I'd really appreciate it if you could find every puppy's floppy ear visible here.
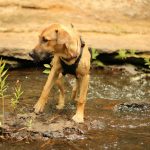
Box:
[56,29,71,45]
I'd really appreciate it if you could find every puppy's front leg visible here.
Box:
[56,74,65,109]
[72,74,90,123]
[34,67,60,113]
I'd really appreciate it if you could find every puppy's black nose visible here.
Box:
[29,50,41,62]
[29,51,35,58]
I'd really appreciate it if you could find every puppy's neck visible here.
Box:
[60,48,80,65]
[59,37,84,65]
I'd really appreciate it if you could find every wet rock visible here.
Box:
[17,112,36,120]
[0,47,32,61]
[0,111,87,141]
[43,131,64,138]
[63,127,85,140]
[114,103,150,113]
[90,120,105,130]
[115,64,138,75]
[64,127,84,134]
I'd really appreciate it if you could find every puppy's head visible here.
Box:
[29,23,80,62]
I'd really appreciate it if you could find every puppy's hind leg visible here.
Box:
[56,74,65,109]
[71,79,79,101]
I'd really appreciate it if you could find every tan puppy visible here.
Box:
[29,23,91,123]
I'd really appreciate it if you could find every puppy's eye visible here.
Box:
[42,37,48,43]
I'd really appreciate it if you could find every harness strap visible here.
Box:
[60,45,83,77]
[60,37,84,77]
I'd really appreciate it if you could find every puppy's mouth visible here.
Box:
[29,51,52,62]
[61,55,78,62]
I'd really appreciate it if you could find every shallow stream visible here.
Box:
[0,67,150,150]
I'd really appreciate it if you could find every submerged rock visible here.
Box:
[90,120,105,130]
[114,103,150,113]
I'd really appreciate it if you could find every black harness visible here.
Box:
[60,38,85,77]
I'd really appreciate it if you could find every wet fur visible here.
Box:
[30,23,91,123]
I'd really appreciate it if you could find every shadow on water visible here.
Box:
[0,67,150,150]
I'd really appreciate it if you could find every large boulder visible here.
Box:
[0,0,150,60]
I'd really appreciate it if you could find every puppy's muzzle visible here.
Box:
[29,49,51,62]
[29,50,39,61]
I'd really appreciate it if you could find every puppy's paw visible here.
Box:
[72,114,84,123]
[34,101,45,114]
[56,104,64,110]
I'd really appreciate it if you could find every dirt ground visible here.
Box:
[0,0,150,60]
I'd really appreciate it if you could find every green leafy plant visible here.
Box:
[0,59,24,135]
[91,48,105,67]
[115,49,127,59]
[92,48,99,60]
[0,59,8,129]
[11,80,23,111]
[43,64,51,74]
[92,60,105,67]
[129,49,136,56]
[144,58,150,68]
